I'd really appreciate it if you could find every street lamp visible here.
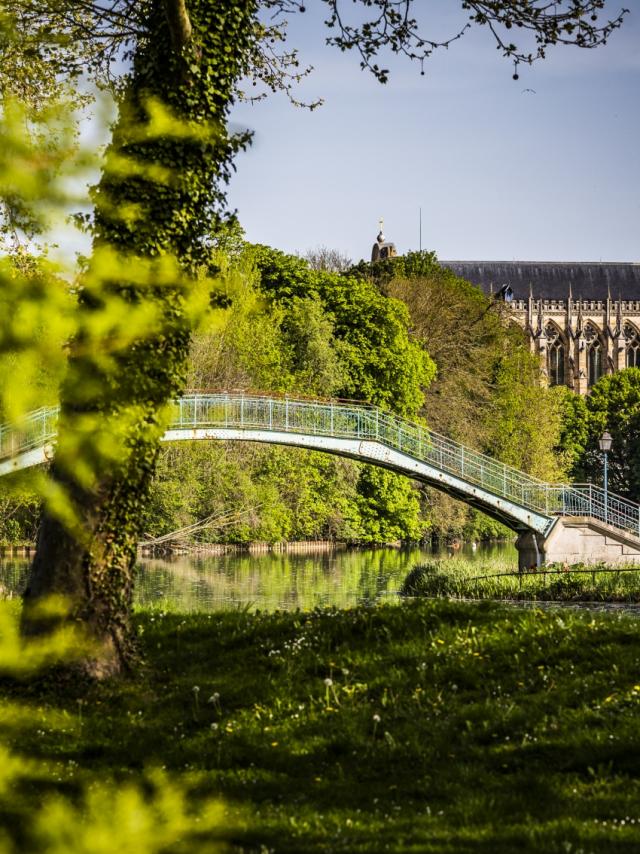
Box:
[599,431,613,524]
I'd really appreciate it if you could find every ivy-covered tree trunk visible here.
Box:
[22,0,257,676]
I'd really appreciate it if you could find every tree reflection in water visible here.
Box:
[134,543,516,612]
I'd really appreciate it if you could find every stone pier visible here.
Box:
[516,517,640,570]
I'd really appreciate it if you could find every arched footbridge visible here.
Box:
[2,393,640,567]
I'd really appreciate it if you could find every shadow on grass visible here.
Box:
[3,600,640,851]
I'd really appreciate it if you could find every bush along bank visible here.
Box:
[401,558,640,603]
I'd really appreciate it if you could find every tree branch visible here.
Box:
[163,0,193,50]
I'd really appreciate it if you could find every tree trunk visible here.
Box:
[21,0,258,676]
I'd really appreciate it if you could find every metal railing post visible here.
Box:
[330,403,334,435]
[269,399,273,429]
[285,398,289,430]
[240,396,244,427]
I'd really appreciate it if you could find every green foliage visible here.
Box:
[0,598,86,673]
[487,332,566,481]
[556,384,590,472]
[0,99,82,420]
[30,772,229,854]
[0,490,39,545]
[252,245,435,416]
[354,467,427,543]
[560,368,640,502]
[145,442,364,543]
[282,297,347,397]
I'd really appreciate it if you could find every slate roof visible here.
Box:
[440,261,640,301]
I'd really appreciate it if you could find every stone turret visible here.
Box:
[371,218,397,262]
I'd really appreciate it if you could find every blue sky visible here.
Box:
[227,2,639,264]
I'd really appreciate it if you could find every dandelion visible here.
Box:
[210,723,218,731]
[192,685,201,716]
[208,692,220,704]
[323,677,338,707]
[372,713,381,739]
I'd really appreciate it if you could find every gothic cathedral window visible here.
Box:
[624,323,640,368]
[545,324,565,386]
[585,324,603,388]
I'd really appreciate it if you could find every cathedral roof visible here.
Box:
[440,261,640,300]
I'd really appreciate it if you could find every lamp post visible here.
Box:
[599,431,613,524]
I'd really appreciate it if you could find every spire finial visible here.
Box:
[377,217,385,244]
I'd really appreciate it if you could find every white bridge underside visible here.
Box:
[163,427,553,534]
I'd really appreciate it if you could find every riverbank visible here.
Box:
[2,599,640,852]
[403,558,640,603]
[137,539,349,557]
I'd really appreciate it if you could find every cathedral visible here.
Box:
[370,224,640,394]
[441,261,640,395]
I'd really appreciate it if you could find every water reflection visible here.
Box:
[0,557,29,597]
[0,541,517,613]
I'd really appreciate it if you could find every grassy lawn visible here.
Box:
[2,598,640,852]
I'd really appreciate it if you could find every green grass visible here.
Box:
[2,599,640,851]
[402,557,640,603]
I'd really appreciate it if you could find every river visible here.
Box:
[0,541,516,612]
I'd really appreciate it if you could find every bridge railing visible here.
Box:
[2,394,640,538]
[0,406,59,460]
[171,394,640,537]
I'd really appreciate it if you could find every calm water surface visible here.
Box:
[0,542,516,613]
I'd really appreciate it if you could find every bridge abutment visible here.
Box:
[516,517,640,570]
